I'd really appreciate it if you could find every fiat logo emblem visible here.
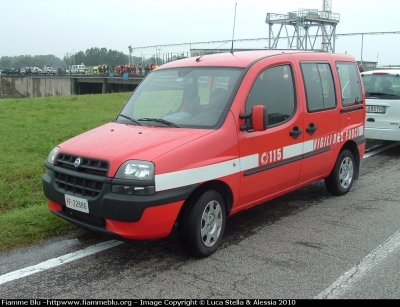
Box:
[74,157,82,168]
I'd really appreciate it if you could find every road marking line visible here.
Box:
[363,141,400,158]
[0,240,123,286]
[314,230,400,299]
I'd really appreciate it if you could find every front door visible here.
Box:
[237,59,303,209]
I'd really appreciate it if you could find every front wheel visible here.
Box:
[179,189,226,258]
[325,149,355,196]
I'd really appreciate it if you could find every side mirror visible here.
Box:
[251,105,268,131]
[240,105,268,132]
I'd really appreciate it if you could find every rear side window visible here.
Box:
[301,63,336,112]
[336,62,363,106]
[246,65,295,126]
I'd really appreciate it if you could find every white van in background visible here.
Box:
[70,64,85,74]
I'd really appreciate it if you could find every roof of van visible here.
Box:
[158,50,355,69]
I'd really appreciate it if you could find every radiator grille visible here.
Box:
[54,153,109,197]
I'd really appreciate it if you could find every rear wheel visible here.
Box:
[325,149,355,196]
[179,189,226,258]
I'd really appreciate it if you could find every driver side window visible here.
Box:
[246,65,295,126]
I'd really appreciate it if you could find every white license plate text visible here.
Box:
[366,106,385,113]
[65,194,89,213]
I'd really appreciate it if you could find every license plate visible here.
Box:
[65,194,89,213]
[366,106,385,113]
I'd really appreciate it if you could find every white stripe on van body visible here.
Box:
[284,142,305,159]
[155,155,257,192]
[155,127,364,192]
[303,140,315,154]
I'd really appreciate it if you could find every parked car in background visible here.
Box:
[32,67,42,75]
[361,69,400,141]
[42,67,57,75]
[70,64,85,74]
[18,67,27,75]
[0,68,17,75]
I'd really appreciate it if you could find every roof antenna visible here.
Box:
[230,2,237,54]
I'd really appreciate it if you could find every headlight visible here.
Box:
[115,160,154,180]
[113,160,155,195]
[46,147,59,165]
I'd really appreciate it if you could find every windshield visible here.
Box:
[361,74,400,98]
[117,67,243,128]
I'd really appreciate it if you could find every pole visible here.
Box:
[361,34,364,66]
[157,48,162,65]
[128,45,133,65]
[0,76,3,98]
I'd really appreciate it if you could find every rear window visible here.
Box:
[361,73,400,99]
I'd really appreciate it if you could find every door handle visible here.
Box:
[290,126,303,139]
[306,123,318,135]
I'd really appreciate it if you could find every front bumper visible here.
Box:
[48,199,184,240]
[43,169,197,240]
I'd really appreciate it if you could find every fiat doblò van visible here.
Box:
[43,50,366,257]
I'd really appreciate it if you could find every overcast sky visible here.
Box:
[2,0,399,65]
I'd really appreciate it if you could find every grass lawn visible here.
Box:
[0,92,131,251]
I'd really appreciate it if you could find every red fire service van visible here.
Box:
[43,50,366,257]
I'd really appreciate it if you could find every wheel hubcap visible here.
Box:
[201,200,223,247]
[339,157,353,189]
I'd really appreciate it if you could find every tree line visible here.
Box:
[0,47,163,69]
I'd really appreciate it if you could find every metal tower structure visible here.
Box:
[322,0,333,51]
[265,3,339,53]
[323,0,332,12]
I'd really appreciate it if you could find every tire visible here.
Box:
[179,189,226,258]
[325,149,355,196]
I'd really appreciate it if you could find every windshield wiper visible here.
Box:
[117,114,142,125]
[366,91,383,95]
[366,92,397,96]
[138,118,180,128]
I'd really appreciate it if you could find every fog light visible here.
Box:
[112,185,155,195]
